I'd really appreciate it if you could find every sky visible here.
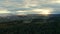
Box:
[0,0,60,16]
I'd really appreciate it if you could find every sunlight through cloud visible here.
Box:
[32,8,53,16]
[16,11,27,15]
[16,8,54,16]
[51,0,60,3]
[0,10,11,14]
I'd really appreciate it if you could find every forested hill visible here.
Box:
[0,14,60,34]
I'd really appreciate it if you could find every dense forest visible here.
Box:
[0,14,60,34]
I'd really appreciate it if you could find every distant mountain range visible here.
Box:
[0,14,60,23]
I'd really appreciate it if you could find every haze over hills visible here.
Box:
[0,14,60,34]
[0,14,60,23]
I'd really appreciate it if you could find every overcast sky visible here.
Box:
[0,0,60,15]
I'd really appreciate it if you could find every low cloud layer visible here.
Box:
[0,0,60,15]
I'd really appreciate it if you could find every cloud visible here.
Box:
[15,8,53,16]
[0,9,11,14]
[39,0,59,4]
[16,10,41,15]
[41,3,60,14]
[51,0,60,3]
[0,0,60,14]
[16,10,28,15]
[31,8,53,16]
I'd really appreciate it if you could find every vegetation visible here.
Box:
[0,15,60,34]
